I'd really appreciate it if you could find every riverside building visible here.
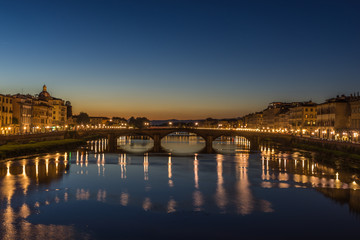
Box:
[350,95,360,142]
[12,94,33,134]
[1,85,71,134]
[289,101,317,136]
[316,95,351,140]
[0,94,14,135]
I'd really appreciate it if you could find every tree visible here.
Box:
[77,112,90,125]
[128,117,150,129]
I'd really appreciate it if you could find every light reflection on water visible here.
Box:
[162,134,205,154]
[117,136,154,153]
[0,138,360,239]
[213,136,250,154]
[103,133,251,154]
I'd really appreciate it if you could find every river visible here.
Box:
[0,134,359,239]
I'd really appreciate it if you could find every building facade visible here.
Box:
[0,94,15,134]
[31,99,53,132]
[317,96,351,140]
[244,112,263,129]
[350,99,360,142]
[12,94,33,134]
[289,101,317,135]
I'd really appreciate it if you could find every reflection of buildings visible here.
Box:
[260,144,360,214]
[144,153,149,181]
[88,139,108,153]
[0,154,73,239]
[168,154,173,187]
[0,156,69,184]
[117,136,154,153]
[260,144,360,189]
[235,153,253,215]
[194,154,199,189]
[193,154,203,211]
[215,154,227,211]
[119,153,127,179]
[213,136,250,153]
[162,134,206,154]
[316,188,360,214]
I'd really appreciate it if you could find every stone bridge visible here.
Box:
[78,127,281,153]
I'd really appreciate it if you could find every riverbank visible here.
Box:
[0,139,86,160]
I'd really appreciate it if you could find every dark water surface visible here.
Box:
[1,137,359,239]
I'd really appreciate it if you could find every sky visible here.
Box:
[0,0,360,119]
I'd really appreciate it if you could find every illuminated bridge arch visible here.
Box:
[80,128,265,153]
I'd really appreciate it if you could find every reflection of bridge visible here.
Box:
[78,128,279,153]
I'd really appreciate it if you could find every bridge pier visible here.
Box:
[108,133,117,152]
[249,136,260,152]
[152,134,161,152]
[205,135,214,154]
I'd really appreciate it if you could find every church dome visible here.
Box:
[39,84,51,99]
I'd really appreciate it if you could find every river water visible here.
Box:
[0,135,359,239]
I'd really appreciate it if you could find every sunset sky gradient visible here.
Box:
[1,0,360,119]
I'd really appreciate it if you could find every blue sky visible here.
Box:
[1,0,359,119]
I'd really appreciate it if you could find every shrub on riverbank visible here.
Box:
[0,139,86,160]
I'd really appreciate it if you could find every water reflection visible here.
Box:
[0,153,79,239]
[161,132,205,154]
[117,136,154,153]
[215,154,227,212]
[235,153,254,215]
[213,136,250,154]
[144,153,149,181]
[168,154,173,187]
[1,141,360,239]
[259,143,360,214]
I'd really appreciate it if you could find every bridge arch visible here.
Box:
[108,131,156,153]
[159,130,207,154]
[86,128,263,153]
[158,129,207,141]
[212,134,251,153]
